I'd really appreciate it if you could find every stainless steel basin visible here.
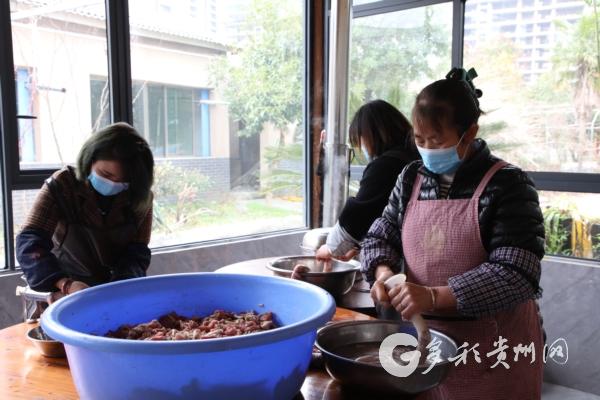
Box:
[267,256,359,298]
[27,325,66,358]
[315,320,457,396]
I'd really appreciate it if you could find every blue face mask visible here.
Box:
[416,136,466,174]
[88,171,129,196]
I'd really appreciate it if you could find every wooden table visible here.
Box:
[216,257,375,315]
[0,308,375,400]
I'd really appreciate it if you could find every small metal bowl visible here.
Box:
[267,256,360,298]
[300,227,331,255]
[26,325,66,358]
[315,320,457,396]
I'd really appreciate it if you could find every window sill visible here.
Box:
[150,227,308,255]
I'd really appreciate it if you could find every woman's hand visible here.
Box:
[370,265,395,306]
[388,283,433,321]
[336,248,358,261]
[55,278,89,295]
[49,279,89,304]
[316,244,358,262]
[291,264,311,280]
[47,291,65,304]
[68,280,89,294]
[315,245,333,261]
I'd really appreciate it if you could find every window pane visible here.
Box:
[464,0,599,173]
[12,189,39,267]
[146,84,167,158]
[349,4,453,129]
[166,87,194,156]
[540,191,600,260]
[128,0,306,247]
[10,0,110,169]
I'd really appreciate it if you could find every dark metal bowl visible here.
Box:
[27,325,66,358]
[315,320,457,396]
[267,256,359,297]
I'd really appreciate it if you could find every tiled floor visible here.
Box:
[542,383,600,400]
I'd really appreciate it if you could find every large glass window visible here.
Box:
[348,2,453,167]
[464,0,599,173]
[540,191,600,259]
[92,78,210,158]
[349,3,453,121]
[465,0,599,261]
[128,0,306,247]
[9,0,110,169]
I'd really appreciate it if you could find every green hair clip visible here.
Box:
[445,67,482,98]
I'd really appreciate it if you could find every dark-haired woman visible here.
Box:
[362,69,545,399]
[17,122,154,301]
[315,99,419,261]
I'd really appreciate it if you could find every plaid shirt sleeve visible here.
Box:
[360,216,404,284]
[448,246,543,317]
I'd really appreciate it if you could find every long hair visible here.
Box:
[76,122,154,213]
[348,99,415,157]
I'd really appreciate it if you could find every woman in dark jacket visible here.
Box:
[17,122,154,301]
[361,68,545,399]
[315,100,419,261]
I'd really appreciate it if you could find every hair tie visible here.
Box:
[445,67,482,98]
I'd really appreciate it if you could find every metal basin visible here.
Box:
[300,227,331,255]
[267,256,359,298]
[315,320,457,396]
[26,325,66,358]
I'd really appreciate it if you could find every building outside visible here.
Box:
[9,0,306,249]
[464,0,586,83]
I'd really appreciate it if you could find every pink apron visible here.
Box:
[401,161,543,400]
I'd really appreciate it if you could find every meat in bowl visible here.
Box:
[105,310,276,340]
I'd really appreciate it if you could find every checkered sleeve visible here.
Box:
[360,216,404,285]
[447,246,543,317]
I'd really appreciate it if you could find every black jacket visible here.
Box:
[383,139,545,259]
[338,146,418,241]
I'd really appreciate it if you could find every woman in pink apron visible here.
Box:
[361,68,545,399]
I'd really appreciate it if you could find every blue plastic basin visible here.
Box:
[41,273,336,400]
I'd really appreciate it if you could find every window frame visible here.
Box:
[348,0,600,261]
[0,0,314,269]
[349,0,600,195]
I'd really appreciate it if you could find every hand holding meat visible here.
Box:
[315,244,358,262]
[315,245,333,261]
[370,265,395,307]
[67,280,89,294]
[55,278,89,295]
[291,264,311,280]
[388,282,433,321]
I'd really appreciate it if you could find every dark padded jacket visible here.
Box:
[338,146,418,241]
[383,139,545,260]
